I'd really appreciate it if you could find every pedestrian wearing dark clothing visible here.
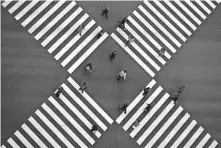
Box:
[101,7,109,19]
[132,119,140,129]
[90,125,98,134]
[118,17,129,30]
[84,63,92,75]
[144,104,151,113]
[143,87,150,96]
[125,35,134,47]
[178,85,185,94]
[77,24,85,36]
[109,50,117,61]
[79,82,87,93]
[55,86,63,97]
[171,94,179,104]
[119,103,128,114]
[97,30,104,39]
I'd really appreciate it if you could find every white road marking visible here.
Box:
[185,0,206,20]
[195,0,211,14]
[8,0,26,14]
[7,138,20,148]
[2,0,13,7]
[196,133,211,148]
[208,140,218,148]
[14,130,34,148]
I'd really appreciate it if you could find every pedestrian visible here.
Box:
[97,30,104,39]
[171,94,179,104]
[116,70,127,81]
[79,82,87,93]
[178,85,185,94]
[125,35,134,47]
[90,124,98,134]
[118,17,129,30]
[101,7,109,19]
[144,104,151,113]
[132,119,140,129]
[158,48,166,57]
[77,24,85,36]
[55,86,63,97]
[109,50,117,61]
[119,103,128,114]
[84,63,92,75]
[143,87,150,97]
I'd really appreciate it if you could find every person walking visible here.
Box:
[171,94,179,104]
[178,85,185,94]
[79,82,87,93]
[125,35,134,47]
[109,50,117,61]
[132,119,140,129]
[158,48,166,57]
[84,63,92,75]
[97,30,104,39]
[90,124,98,134]
[77,24,85,36]
[101,7,109,19]
[119,103,128,114]
[116,70,127,82]
[55,86,63,97]
[143,87,150,97]
[144,104,151,113]
[118,17,129,30]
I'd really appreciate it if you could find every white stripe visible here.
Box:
[42,102,90,147]
[14,130,34,148]
[7,138,20,148]
[123,86,163,131]
[59,93,102,138]
[143,105,183,147]
[35,1,76,40]
[21,0,53,27]
[62,26,101,67]
[183,126,204,148]
[154,0,192,36]
[196,133,211,148]
[2,0,13,7]
[111,33,155,77]
[68,32,108,74]
[138,101,176,145]
[68,77,113,124]
[144,0,186,42]
[28,116,61,148]
[35,110,75,148]
[175,1,201,25]
[117,26,160,71]
[195,0,211,14]
[215,0,220,4]
[209,140,218,148]
[48,13,89,53]
[41,7,83,47]
[134,10,180,51]
[62,83,108,131]
[116,79,156,124]
[8,0,26,14]
[132,11,177,55]
[130,93,170,138]
[185,0,206,20]
[15,0,39,20]
[1,145,6,148]
[205,0,216,9]
[48,97,95,145]
[164,1,196,31]
[55,20,95,60]
[21,123,48,148]
[138,5,179,54]
[171,120,197,148]
[28,0,66,34]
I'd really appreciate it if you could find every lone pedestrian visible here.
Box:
[77,24,85,36]
[119,103,128,114]
[90,124,98,134]
[143,87,150,97]
[55,86,63,97]
[101,7,109,19]
[118,17,129,30]
[178,85,185,94]
[84,63,92,75]
[79,82,87,93]
[97,30,104,39]
[158,48,166,57]
[132,119,140,129]
[144,104,151,113]
[171,94,179,104]
[109,50,117,61]
[116,70,127,81]
[125,35,134,47]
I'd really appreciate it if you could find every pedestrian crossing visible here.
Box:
[115,79,219,148]
[111,0,220,77]
[1,76,113,148]
[2,0,108,74]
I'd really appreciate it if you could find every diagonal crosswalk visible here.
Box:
[2,0,108,75]
[1,76,113,148]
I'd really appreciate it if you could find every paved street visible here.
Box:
[1,1,221,148]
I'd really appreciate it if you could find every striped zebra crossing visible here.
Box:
[209,140,219,148]
[2,0,107,75]
[2,77,113,147]
[196,133,211,148]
